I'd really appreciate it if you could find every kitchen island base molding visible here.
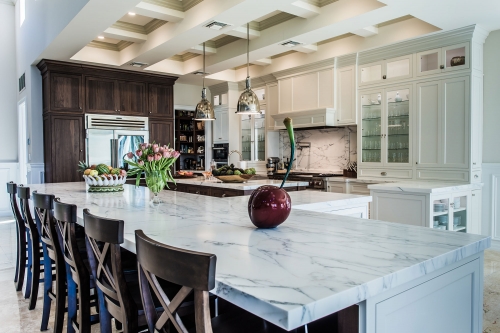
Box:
[360,253,482,333]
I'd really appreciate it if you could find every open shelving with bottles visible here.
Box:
[174,110,206,171]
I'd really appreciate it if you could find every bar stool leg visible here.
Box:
[67,272,77,333]
[28,231,41,310]
[40,243,52,330]
[24,229,32,299]
[15,225,26,291]
[97,288,112,333]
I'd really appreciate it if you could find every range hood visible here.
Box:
[270,108,338,130]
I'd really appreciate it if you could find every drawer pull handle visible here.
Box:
[440,65,445,69]
[381,172,387,176]
[222,194,226,197]
[474,174,479,179]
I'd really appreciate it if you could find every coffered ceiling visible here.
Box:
[36,0,500,85]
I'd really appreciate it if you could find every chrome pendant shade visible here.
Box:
[194,42,215,121]
[236,23,261,115]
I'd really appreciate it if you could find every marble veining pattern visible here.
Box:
[279,127,357,174]
[28,183,490,330]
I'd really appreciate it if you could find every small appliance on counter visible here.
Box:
[213,143,229,167]
[266,157,280,175]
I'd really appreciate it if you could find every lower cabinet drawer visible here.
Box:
[416,169,469,182]
[349,183,370,195]
[358,168,413,179]
[327,183,346,193]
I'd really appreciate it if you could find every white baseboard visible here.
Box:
[489,239,500,252]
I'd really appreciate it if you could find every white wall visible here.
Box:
[174,83,209,107]
[0,3,18,163]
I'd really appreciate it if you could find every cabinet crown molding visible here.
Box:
[358,25,484,66]
[337,54,357,68]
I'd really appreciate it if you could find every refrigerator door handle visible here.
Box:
[110,139,117,168]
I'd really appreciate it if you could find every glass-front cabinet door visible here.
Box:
[360,62,383,85]
[417,43,469,76]
[386,88,410,165]
[361,92,382,164]
[417,48,441,76]
[241,112,266,162]
[432,193,468,232]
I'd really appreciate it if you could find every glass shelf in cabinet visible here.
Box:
[362,117,382,121]
[388,101,409,105]
[362,135,382,138]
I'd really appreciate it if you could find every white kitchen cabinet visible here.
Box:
[337,65,357,125]
[369,183,482,234]
[266,83,278,130]
[278,68,334,113]
[241,112,266,162]
[359,54,412,86]
[416,76,470,169]
[213,106,229,143]
[417,43,470,77]
[327,183,346,193]
[359,84,412,170]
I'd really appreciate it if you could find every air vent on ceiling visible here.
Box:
[193,71,210,76]
[280,40,302,47]
[130,62,148,68]
[204,21,231,30]
[86,115,148,130]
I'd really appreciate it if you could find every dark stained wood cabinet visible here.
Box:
[148,84,173,117]
[86,76,117,114]
[49,73,83,112]
[149,119,174,147]
[38,59,177,183]
[43,114,85,183]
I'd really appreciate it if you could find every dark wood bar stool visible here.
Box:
[6,182,27,292]
[83,210,195,333]
[53,198,100,333]
[134,229,301,333]
[33,192,66,333]
[18,185,48,310]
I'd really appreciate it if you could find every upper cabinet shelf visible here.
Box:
[417,43,470,77]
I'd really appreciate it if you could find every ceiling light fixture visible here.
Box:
[128,12,136,16]
[130,61,148,68]
[204,21,230,31]
[236,23,261,116]
[194,42,215,121]
[97,36,105,39]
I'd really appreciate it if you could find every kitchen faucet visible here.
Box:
[228,150,243,161]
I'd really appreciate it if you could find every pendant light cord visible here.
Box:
[203,42,206,89]
[247,23,249,78]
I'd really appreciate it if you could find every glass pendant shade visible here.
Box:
[236,77,261,115]
[236,23,261,116]
[194,88,215,121]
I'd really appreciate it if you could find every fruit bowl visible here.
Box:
[83,175,127,192]
[214,174,254,183]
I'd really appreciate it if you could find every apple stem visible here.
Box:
[280,117,295,189]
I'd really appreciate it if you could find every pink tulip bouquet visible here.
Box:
[125,143,180,194]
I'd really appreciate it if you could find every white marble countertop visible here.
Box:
[367,181,483,194]
[28,183,490,330]
[323,177,388,184]
[172,178,309,190]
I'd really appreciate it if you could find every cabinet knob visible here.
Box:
[472,194,476,196]
[474,174,479,179]
[149,111,152,114]
[473,162,476,165]
[118,110,121,112]
[337,119,339,122]
[196,191,200,194]
[381,172,387,176]
[440,65,445,70]
[383,75,387,79]
[222,194,226,197]
[80,149,83,152]
[79,107,82,110]
[173,188,177,191]
[450,202,455,208]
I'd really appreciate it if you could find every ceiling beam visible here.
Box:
[189,44,217,54]
[294,43,318,53]
[251,58,272,66]
[351,25,379,37]
[226,25,261,40]
[134,1,184,22]
[282,0,320,18]
[103,27,148,43]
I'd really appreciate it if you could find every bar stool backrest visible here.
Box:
[32,192,60,260]
[135,229,216,333]
[83,209,134,329]
[18,186,38,240]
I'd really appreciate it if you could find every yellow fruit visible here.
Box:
[108,166,113,171]
[89,170,98,177]
[84,169,91,175]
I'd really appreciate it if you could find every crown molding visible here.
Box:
[142,0,202,12]
[0,0,15,6]
[337,53,357,68]
[169,52,200,62]
[88,40,133,51]
[144,19,168,34]
[358,25,479,65]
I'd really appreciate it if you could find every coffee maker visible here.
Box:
[266,157,280,175]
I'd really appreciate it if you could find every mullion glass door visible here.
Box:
[241,115,252,161]
[386,88,410,165]
[361,92,382,163]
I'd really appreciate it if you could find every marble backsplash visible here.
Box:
[279,127,357,173]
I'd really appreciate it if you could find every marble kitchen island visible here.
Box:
[29,183,490,333]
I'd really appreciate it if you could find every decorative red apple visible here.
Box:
[249,117,295,228]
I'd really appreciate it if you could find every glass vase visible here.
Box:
[145,170,166,204]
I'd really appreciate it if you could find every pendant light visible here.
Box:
[236,23,261,115]
[194,42,215,121]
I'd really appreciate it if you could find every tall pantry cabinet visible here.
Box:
[356,25,487,184]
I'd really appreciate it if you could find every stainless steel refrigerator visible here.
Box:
[85,114,149,168]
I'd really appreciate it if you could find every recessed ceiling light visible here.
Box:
[98,36,105,39]
[128,12,136,16]
[204,21,231,31]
